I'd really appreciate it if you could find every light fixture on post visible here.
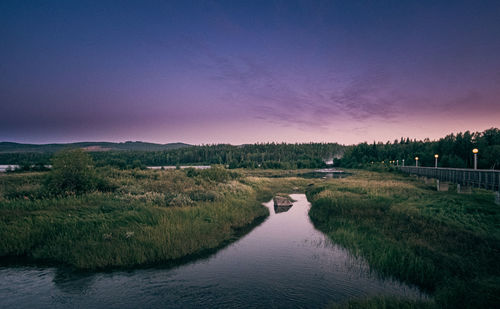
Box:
[415,156,419,167]
[472,148,478,170]
[434,154,439,168]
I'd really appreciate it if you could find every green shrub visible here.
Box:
[189,190,218,202]
[44,149,100,195]
[185,165,238,182]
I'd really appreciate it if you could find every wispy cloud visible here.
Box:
[196,49,405,129]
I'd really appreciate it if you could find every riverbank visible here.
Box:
[0,168,312,269]
[0,192,425,308]
[307,170,499,308]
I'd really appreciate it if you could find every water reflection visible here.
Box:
[0,195,425,308]
[52,268,98,294]
[147,165,211,170]
[274,204,292,213]
[298,168,349,179]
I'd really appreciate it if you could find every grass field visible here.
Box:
[307,170,500,308]
[3,166,498,308]
[0,168,312,269]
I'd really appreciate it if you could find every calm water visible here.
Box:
[147,165,211,170]
[0,195,424,308]
[0,165,19,172]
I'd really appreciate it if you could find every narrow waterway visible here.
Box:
[0,194,425,308]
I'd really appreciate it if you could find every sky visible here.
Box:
[1,0,499,145]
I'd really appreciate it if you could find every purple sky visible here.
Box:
[1,0,499,145]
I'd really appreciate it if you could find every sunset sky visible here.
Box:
[1,0,499,145]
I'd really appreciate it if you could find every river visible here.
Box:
[0,194,425,308]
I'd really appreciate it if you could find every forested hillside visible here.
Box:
[0,141,189,153]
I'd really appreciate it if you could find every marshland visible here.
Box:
[4,0,500,307]
[1,137,499,308]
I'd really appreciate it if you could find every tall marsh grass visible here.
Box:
[308,170,500,308]
[1,168,303,269]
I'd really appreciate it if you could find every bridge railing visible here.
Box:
[399,166,500,192]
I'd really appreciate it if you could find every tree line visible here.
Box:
[90,143,344,169]
[1,128,498,170]
[338,128,500,169]
[0,143,344,170]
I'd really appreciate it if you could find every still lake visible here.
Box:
[0,194,425,308]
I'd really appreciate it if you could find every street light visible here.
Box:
[415,156,419,167]
[473,148,478,169]
[434,154,439,168]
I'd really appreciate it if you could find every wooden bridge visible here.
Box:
[399,166,500,192]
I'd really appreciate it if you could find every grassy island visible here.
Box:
[0,163,311,269]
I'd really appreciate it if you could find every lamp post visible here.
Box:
[473,148,478,170]
[415,156,419,167]
[402,159,405,167]
[434,154,439,168]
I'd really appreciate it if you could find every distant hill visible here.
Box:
[0,141,191,153]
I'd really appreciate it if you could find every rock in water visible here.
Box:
[273,196,293,213]
[273,196,293,207]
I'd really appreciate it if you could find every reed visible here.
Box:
[308,170,500,308]
[0,168,307,269]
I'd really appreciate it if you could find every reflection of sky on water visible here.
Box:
[0,195,426,308]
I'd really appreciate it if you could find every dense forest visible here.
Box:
[92,143,344,169]
[339,128,500,169]
[1,128,499,170]
[0,143,344,169]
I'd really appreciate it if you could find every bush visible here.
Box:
[189,190,218,202]
[44,149,100,195]
[185,165,238,182]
